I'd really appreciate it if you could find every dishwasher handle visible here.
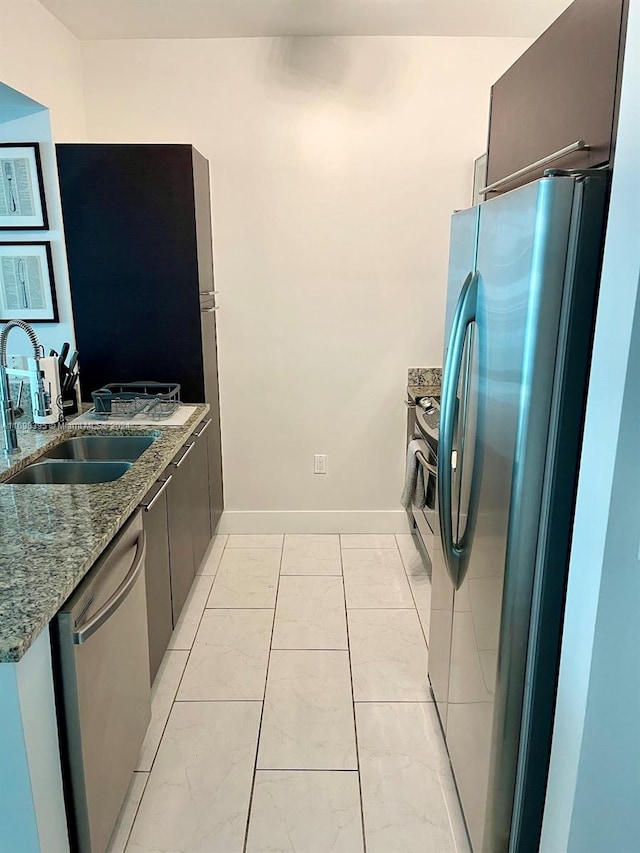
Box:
[73,530,147,645]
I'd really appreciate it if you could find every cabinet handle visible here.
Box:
[192,418,212,438]
[480,139,589,195]
[201,306,219,313]
[140,475,173,512]
[172,441,196,468]
[200,291,219,296]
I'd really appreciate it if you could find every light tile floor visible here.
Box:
[109,532,470,853]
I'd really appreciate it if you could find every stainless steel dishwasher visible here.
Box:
[52,511,151,853]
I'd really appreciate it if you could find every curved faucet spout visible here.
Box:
[0,319,41,367]
[0,320,44,456]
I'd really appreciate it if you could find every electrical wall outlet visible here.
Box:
[314,454,327,474]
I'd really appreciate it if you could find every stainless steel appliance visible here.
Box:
[406,396,440,563]
[52,512,151,852]
[430,170,608,852]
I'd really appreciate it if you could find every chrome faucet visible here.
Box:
[0,320,48,456]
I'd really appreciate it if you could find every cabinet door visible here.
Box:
[486,0,627,192]
[141,478,174,683]
[190,429,212,571]
[167,443,197,624]
[193,148,224,526]
[200,308,224,531]
[206,411,224,533]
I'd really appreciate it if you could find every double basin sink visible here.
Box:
[4,435,156,485]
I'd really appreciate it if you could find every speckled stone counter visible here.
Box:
[407,367,441,403]
[408,367,441,387]
[408,384,441,403]
[0,405,209,662]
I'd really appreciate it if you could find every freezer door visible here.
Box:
[444,206,480,353]
[429,205,479,732]
[441,176,577,853]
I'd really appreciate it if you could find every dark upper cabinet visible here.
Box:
[485,0,628,194]
[56,144,219,404]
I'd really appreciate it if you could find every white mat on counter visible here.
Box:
[72,404,199,427]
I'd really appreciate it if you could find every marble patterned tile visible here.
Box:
[271,576,347,650]
[395,533,425,574]
[136,650,189,772]
[226,534,284,548]
[207,548,280,608]
[407,572,432,645]
[196,533,228,575]
[356,702,457,853]
[126,702,261,853]
[106,771,148,853]
[442,774,472,853]
[167,574,214,650]
[348,609,430,701]
[396,536,433,645]
[281,534,342,575]
[177,609,273,701]
[246,771,364,853]
[340,534,398,549]
[258,650,356,770]
[342,548,414,608]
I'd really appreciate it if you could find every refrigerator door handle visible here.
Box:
[438,271,479,588]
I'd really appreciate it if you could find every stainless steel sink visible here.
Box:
[44,435,155,462]
[5,461,132,485]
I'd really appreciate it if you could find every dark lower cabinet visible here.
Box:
[140,476,174,684]
[190,427,212,570]
[167,442,197,625]
[143,421,216,670]
[207,413,224,533]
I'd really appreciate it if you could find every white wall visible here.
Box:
[0,1,84,362]
[0,0,87,140]
[81,36,529,530]
[540,0,640,848]
[0,101,77,357]
[0,630,68,852]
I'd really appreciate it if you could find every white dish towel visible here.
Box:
[401,438,430,509]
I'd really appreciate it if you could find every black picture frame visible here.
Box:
[0,241,58,322]
[0,142,49,230]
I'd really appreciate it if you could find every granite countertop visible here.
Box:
[407,367,441,404]
[407,384,442,403]
[0,405,209,663]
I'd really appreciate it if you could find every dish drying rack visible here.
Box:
[89,382,181,420]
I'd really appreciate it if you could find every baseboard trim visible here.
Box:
[217,510,412,535]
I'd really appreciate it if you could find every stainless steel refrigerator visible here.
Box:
[429,170,608,853]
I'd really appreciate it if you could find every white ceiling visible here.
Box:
[38,0,573,40]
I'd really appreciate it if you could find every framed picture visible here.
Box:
[0,143,48,230]
[0,242,58,322]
